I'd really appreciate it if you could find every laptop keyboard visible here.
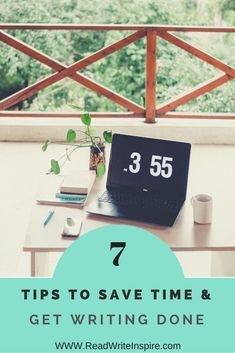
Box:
[98,189,180,213]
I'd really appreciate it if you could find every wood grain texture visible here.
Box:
[1,111,235,119]
[0,111,144,118]
[0,24,234,32]
[157,112,235,119]
[0,30,145,112]
[71,73,144,113]
[0,30,63,71]
[145,31,157,123]
[158,31,235,78]
[156,73,231,114]
[0,25,234,119]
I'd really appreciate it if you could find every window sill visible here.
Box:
[0,117,235,144]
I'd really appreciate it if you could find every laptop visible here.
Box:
[87,133,191,226]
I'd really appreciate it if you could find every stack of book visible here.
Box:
[36,171,96,208]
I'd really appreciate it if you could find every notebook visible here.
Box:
[60,171,96,194]
[36,171,96,208]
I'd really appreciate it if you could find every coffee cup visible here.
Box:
[191,194,213,224]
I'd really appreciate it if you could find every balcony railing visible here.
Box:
[0,24,234,123]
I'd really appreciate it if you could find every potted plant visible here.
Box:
[42,112,112,177]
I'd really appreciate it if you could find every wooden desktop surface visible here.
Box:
[24,144,235,253]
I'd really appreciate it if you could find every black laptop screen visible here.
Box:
[107,134,191,200]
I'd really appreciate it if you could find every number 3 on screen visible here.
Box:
[129,152,141,174]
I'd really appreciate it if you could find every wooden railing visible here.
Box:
[0,24,234,123]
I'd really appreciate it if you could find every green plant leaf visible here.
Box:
[42,140,50,152]
[50,159,60,175]
[81,113,91,126]
[103,130,113,143]
[67,129,76,143]
[96,162,106,177]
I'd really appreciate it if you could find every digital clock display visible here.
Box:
[107,134,191,200]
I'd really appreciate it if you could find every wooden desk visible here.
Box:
[24,145,235,276]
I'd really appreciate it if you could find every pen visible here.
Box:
[43,210,55,227]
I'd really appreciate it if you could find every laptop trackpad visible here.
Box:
[89,200,125,218]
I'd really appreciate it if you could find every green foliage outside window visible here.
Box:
[0,0,234,113]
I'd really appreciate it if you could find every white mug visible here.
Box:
[191,194,213,224]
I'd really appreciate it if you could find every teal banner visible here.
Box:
[0,225,234,352]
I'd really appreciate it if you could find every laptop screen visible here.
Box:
[107,134,191,200]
